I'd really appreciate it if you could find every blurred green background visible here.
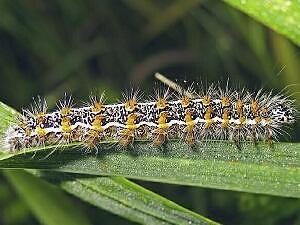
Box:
[0,0,299,224]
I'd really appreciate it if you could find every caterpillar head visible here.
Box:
[271,104,295,124]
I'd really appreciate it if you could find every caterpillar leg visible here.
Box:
[250,127,258,146]
[230,129,241,150]
[265,126,273,147]
[152,128,167,147]
[118,129,135,148]
[233,139,241,150]
[184,128,196,146]
[83,129,103,153]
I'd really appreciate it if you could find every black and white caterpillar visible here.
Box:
[1,83,296,153]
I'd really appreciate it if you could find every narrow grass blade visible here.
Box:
[143,0,203,39]
[30,170,218,225]
[4,169,91,225]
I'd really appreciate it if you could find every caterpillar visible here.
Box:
[1,82,296,153]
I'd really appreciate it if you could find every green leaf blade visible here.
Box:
[1,141,299,198]
[223,0,300,46]
[4,169,92,225]
[35,172,218,225]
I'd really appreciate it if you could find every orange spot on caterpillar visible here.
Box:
[126,113,138,129]
[91,102,103,113]
[204,107,213,128]
[25,127,31,136]
[184,110,196,128]
[36,113,46,124]
[84,115,105,149]
[60,107,71,117]
[265,118,272,123]
[84,116,104,150]
[35,125,46,137]
[151,111,170,147]
[202,96,211,106]
[222,108,230,128]
[260,107,268,116]
[181,95,191,108]
[19,120,28,130]
[255,116,262,124]
[118,113,139,147]
[156,98,168,109]
[157,112,169,130]
[239,115,246,125]
[221,97,230,107]
[124,99,137,112]
[236,99,244,115]
[251,100,259,115]
[184,110,196,146]
[61,117,72,133]
[92,115,104,132]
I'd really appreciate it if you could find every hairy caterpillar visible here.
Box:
[1,82,296,153]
